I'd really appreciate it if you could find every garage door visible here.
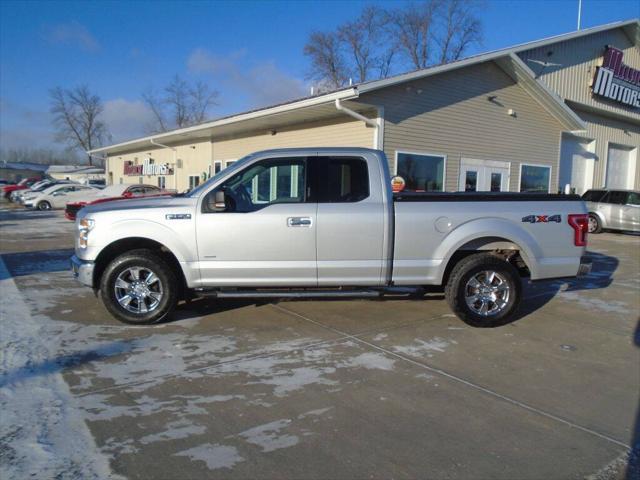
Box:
[559,135,594,195]
[606,143,637,190]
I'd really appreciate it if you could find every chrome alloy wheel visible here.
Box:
[464,270,510,317]
[114,267,163,314]
[588,215,598,233]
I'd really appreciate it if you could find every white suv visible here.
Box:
[583,189,640,233]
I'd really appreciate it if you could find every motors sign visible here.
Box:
[124,158,173,176]
[592,46,640,109]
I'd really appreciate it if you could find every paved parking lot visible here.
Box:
[1,204,639,479]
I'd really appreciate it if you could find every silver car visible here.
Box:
[583,189,640,233]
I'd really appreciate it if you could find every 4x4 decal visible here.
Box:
[522,214,561,223]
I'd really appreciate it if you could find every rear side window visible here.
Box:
[582,190,607,202]
[607,191,627,205]
[319,157,369,203]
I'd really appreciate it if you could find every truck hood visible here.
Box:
[82,195,197,215]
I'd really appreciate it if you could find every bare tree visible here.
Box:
[49,85,110,165]
[303,31,350,91]
[389,0,442,70]
[143,75,219,133]
[437,0,483,64]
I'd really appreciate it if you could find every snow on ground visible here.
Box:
[0,258,119,480]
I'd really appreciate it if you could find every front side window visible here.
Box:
[396,152,445,192]
[520,164,551,193]
[204,157,306,213]
[627,192,640,205]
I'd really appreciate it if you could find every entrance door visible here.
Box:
[196,155,317,287]
[459,159,509,192]
[559,134,595,195]
[606,144,637,190]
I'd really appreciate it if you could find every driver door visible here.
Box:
[196,155,317,287]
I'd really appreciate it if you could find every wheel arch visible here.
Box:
[93,237,188,297]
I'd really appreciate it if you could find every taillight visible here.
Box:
[568,214,588,247]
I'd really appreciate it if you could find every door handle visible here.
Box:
[287,217,312,227]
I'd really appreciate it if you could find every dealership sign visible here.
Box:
[124,158,173,175]
[592,46,640,109]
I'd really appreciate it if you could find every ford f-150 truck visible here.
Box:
[71,148,591,326]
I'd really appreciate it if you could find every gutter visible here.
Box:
[335,99,382,149]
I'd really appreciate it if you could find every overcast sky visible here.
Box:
[1,0,638,151]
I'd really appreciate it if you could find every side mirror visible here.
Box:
[214,190,226,211]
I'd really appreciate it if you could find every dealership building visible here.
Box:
[92,19,639,195]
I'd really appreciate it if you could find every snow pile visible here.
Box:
[0,259,118,480]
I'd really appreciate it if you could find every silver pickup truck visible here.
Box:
[71,148,591,326]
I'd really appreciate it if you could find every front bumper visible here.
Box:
[577,256,592,277]
[70,255,94,287]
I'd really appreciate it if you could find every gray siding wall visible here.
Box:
[360,61,566,192]
[518,27,639,123]
[573,108,640,189]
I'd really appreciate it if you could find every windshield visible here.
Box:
[186,154,254,197]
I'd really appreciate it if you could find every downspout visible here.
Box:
[334,99,381,150]
[150,139,178,190]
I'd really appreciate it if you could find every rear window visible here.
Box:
[626,192,640,205]
[321,157,369,203]
[582,190,607,202]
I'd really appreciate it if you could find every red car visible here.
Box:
[64,183,175,220]
[2,177,41,199]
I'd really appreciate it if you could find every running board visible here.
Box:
[194,286,422,299]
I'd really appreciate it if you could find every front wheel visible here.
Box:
[99,249,178,325]
[445,253,521,327]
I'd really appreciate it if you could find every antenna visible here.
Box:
[577,0,582,30]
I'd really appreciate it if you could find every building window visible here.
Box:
[520,164,551,192]
[119,177,123,184]
[396,151,445,192]
[490,173,502,192]
[189,175,200,190]
[158,177,166,189]
[226,160,235,168]
[214,161,222,174]
[464,171,477,192]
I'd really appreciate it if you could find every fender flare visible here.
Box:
[434,217,542,283]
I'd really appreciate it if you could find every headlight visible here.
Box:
[78,218,95,248]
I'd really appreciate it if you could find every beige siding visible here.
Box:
[362,61,566,191]
[518,27,639,122]
[107,139,212,191]
[571,108,640,189]
[212,116,374,161]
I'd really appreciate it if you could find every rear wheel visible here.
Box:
[445,253,521,327]
[99,249,178,325]
[588,214,602,234]
[37,201,51,210]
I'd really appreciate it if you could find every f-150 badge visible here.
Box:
[522,214,561,223]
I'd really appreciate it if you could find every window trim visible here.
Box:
[518,163,552,193]
[394,150,447,192]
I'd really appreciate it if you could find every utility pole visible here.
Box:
[577,0,582,30]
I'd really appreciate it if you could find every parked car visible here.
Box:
[0,179,14,186]
[71,148,590,326]
[582,189,640,233]
[2,177,41,199]
[18,180,75,205]
[64,184,175,220]
[24,183,97,210]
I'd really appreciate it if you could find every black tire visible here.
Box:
[37,201,51,211]
[588,214,602,234]
[99,249,178,325]
[445,253,522,327]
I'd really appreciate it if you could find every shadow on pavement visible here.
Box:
[0,340,136,387]
[0,249,75,279]
[0,209,59,222]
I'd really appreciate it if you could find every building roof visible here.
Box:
[46,165,105,174]
[92,18,638,156]
[0,161,49,172]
